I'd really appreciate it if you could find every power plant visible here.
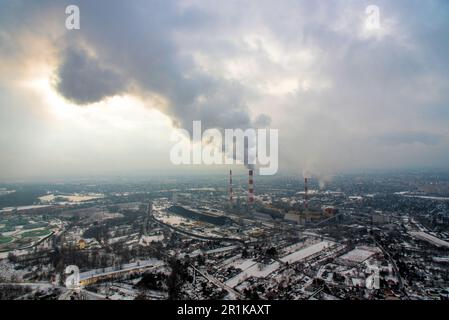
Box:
[223,170,338,225]
[226,169,255,212]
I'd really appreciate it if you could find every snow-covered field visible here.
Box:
[339,248,376,263]
[280,241,307,255]
[230,259,257,271]
[280,241,335,264]
[39,193,104,203]
[225,260,280,288]
[159,214,187,225]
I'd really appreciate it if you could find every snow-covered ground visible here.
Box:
[79,259,164,281]
[433,257,449,263]
[220,254,241,268]
[158,213,192,226]
[0,260,28,281]
[109,233,140,244]
[140,234,164,245]
[39,193,104,203]
[402,195,449,201]
[409,231,449,248]
[225,260,280,288]
[280,241,308,255]
[205,245,238,255]
[230,259,256,271]
[0,205,52,213]
[280,241,335,264]
[339,248,376,264]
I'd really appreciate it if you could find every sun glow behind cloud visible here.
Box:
[11,66,179,179]
[1,0,449,180]
[21,72,172,131]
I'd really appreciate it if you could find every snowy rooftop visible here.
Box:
[409,231,449,248]
[339,248,377,263]
[280,241,335,264]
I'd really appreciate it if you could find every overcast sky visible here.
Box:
[0,0,448,182]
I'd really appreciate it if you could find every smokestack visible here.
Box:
[304,177,308,212]
[229,170,233,203]
[248,169,254,206]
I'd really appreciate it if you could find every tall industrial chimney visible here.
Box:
[229,170,233,203]
[248,169,254,206]
[304,177,309,212]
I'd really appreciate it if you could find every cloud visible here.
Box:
[1,0,449,180]
[253,114,271,128]
[378,131,443,146]
[55,47,127,104]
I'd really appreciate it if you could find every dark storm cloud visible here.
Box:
[0,0,268,130]
[1,0,449,179]
[53,0,267,131]
[55,48,126,104]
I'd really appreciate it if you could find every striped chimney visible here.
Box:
[229,170,233,203]
[248,169,254,205]
[304,177,308,211]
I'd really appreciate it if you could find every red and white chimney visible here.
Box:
[229,170,233,203]
[304,177,308,211]
[248,169,254,206]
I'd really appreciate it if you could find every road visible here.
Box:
[371,234,408,298]
[58,288,107,300]
[5,281,55,290]
[190,264,244,299]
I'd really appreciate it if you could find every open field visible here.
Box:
[0,236,13,244]
[21,229,51,238]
